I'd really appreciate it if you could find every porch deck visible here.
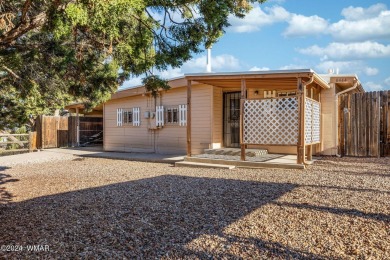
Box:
[176,149,308,169]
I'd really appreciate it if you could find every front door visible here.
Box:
[223,92,241,148]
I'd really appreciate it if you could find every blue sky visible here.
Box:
[123,0,390,91]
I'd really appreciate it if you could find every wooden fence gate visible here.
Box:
[338,91,389,157]
[36,116,103,149]
[36,116,69,148]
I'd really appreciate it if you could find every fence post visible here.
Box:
[28,131,37,152]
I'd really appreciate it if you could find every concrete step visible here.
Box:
[204,148,268,157]
[175,161,235,169]
[184,156,305,169]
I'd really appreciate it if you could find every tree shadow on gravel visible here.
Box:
[302,184,390,195]
[0,175,318,259]
[272,201,390,223]
[332,170,390,178]
[0,167,18,204]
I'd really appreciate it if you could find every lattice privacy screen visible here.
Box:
[305,98,321,144]
[243,97,299,145]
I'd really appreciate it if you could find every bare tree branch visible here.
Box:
[0,11,46,46]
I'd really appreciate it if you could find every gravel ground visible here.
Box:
[0,156,389,259]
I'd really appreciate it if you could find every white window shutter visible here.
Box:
[156,106,164,127]
[117,108,123,126]
[179,104,187,126]
[133,107,140,126]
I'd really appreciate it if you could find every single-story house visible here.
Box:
[101,69,363,164]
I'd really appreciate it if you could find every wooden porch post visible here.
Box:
[297,78,306,164]
[187,80,192,156]
[307,145,312,161]
[240,79,247,161]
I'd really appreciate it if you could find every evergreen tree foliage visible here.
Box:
[0,0,266,129]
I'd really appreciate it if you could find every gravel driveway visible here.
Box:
[0,156,389,259]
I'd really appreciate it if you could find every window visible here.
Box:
[166,107,179,124]
[123,110,133,124]
[116,107,140,127]
[155,105,187,127]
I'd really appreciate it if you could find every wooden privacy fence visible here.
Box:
[338,91,389,157]
[36,116,103,149]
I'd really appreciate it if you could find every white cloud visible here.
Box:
[364,67,379,76]
[268,0,285,3]
[159,68,183,79]
[299,41,390,59]
[120,54,243,88]
[249,66,270,71]
[279,64,307,70]
[341,3,387,21]
[228,5,290,33]
[316,60,360,74]
[278,3,390,40]
[364,81,383,91]
[182,54,241,72]
[329,4,390,41]
[283,14,328,37]
[385,77,390,86]
[121,77,143,89]
[316,60,379,77]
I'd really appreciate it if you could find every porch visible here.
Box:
[185,70,329,166]
[176,148,305,169]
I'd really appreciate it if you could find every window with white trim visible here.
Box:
[116,107,140,127]
[123,109,133,124]
[166,107,179,124]
[154,105,187,127]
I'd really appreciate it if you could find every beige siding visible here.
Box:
[320,83,337,155]
[191,84,213,154]
[211,87,223,149]
[155,87,187,154]
[104,83,213,155]
[104,96,155,153]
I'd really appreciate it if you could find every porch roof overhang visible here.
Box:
[185,69,330,89]
[328,74,365,93]
[65,102,103,113]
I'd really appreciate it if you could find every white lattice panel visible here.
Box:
[305,98,321,144]
[312,101,320,143]
[243,98,298,145]
[305,100,313,144]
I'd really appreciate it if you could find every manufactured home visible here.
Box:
[95,69,364,164]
